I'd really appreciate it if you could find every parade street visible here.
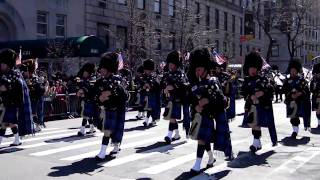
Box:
[0,100,319,180]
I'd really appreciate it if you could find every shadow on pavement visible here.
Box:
[48,156,115,177]
[125,118,143,122]
[45,134,96,143]
[311,128,320,135]
[227,150,275,169]
[280,136,310,147]
[0,147,24,154]
[205,170,232,180]
[135,141,187,153]
[124,124,157,132]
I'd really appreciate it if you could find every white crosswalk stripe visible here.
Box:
[138,139,246,175]
[1,132,78,146]
[61,136,163,161]
[30,131,154,156]
[102,141,195,167]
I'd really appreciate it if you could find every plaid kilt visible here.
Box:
[163,101,182,120]
[214,112,233,157]
[196,115,215,143]
[256,105,274,128]
[226,87,236,120]
[102,110,118,133]
[82,102,96,118]
[2,107,19,124]
[111,107,126,144]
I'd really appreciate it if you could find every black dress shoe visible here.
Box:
[291,132,297,139]
[95,156,104,161]
[206,159,216,168]
[77,131,85,136]
[164,136,172,144]
[10,142,22,147]
[171,136,181,141]
[189,169,201,176]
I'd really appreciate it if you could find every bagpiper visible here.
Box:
[140,59,161,127]
[94,52,128,160]
[311,63,320,129]
[20,59,46,132]
[283,60,311,139]
[134,65,146,119]
[187,48,232,175]
[241,52,278,153]
[211,61,236,121]
[75,63,97,136]
[161,50,189,144]
[0,49,33,146]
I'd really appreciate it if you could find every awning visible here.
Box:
[0,35,107,59]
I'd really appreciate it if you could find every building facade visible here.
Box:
[0,0,270,70]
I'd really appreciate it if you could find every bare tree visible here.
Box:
[276,0,317,60]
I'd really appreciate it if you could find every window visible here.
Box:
[195,2,200,24]
[137,0,145,9]
[118,0,127,5]
[232,15,236,34]
[116,26,127,50]
[155,29,161,50]
[223,42,227,53]
[206,6,210,27]
[97,23,110,49]
[224,12,228,31]
[169,32,175,50]
[240,17,243,35]
[154,0,161,14]
[240,44,243,56]
[259,26,261,39]
[37,11,48,38]
[232,42,235,57]
[215,40,219,52]
[215,9,219,29]
[182,0,187,8]
[272,45,279,57]
[56,14,66,37]
[168,0,175,17]
[98,0,107,8]
[239,0,242,7]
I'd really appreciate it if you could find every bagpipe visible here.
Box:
[286,88,299,118]
[243,79,264,127]
[188,80,216,138]
[162,72,185,120]
[140,75,158,111]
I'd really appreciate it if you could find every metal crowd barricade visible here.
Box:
[43,93,81,119]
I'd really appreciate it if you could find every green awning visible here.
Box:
[0,36,107,59]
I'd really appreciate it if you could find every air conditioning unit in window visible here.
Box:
[99,2,106,8]
[156,14,161,19]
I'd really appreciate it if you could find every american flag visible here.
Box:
[16,47,22,66]
[117,53,124,70]
[261,56,271,70]
[212,51,227,65]
[160,61,166,69]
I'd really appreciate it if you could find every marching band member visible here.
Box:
[283,60,311,139]
[134,65,146,119]
[161,50,189,144]
[311,63,320,129]
[188,48,232,175]
[75,63,97,136]
[94,52,128,160]
[140,59,161,127]
[20,59,46,132]
[0,49,33,146]
[241,52,278,153]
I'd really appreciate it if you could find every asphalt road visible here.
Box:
[1,100,320,180]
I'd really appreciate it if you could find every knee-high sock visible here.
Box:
[192,144,205,171]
